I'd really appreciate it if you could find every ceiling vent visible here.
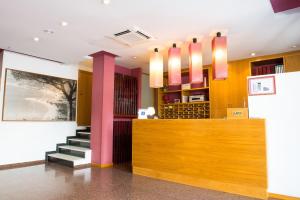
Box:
[109,27,154,47]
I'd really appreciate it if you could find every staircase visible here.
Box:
[46,126,91,168]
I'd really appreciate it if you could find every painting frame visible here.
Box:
[248,75,276,96]
[2,68,77,122]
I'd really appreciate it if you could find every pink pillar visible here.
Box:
[90,51,116,167]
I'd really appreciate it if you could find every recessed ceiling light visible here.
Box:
[102,0,111,5]
[132,56,137,59]
[251,52,256,56]
[61,21,68,27]
[33,37,40,42]
[291,45,297,48]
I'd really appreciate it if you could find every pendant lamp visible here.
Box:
[189,38,203,83]
[212,32,228,80]
[149,48,163,88]
[168,43,181,85]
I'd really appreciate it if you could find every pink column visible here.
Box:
[90,51,116,167]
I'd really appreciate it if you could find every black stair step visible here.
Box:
[58,145,90,158]
[67,137,90,148]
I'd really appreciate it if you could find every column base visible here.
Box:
[91,163,113,168]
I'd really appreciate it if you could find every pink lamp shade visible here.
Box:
[189,38,203,84]
[168,43,182,86]
[149,48,163,88]
[212,32,228,80]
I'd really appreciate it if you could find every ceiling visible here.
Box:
[0,0,300,72]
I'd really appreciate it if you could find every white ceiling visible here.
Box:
[0,0,300,72]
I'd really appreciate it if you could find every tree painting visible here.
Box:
[3,69,77,121]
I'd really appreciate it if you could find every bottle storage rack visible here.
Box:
[160,102,210,119]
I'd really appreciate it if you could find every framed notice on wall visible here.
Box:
[248,76,276,96]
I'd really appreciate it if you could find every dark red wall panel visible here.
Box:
[270,0,300,13]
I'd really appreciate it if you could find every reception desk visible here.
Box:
[132,119,267,199]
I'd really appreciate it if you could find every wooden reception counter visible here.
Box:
[132,119,267,199]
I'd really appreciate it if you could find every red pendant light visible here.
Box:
[212,32,228,80]
[149,48,163,88]
[168,43,181,86]
[189,38,203,83]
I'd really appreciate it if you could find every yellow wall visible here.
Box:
[77,70,92,126]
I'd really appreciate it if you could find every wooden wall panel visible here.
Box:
[210,59,251,118]
[285,53,300,72]
[132,119,267,199]
[77,70,92,126]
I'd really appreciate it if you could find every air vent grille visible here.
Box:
[114,30,131,36]
[136,31,151,39]
[109,27,154,47]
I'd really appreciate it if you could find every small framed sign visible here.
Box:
[138,109,148,119]
[248,76,276,96]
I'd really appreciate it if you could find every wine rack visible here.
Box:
[160,102,210,119]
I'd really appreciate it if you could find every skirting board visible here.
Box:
[0,160,45,170]
[133,167,267,199]
[74,163,91,169]
[269,193,300,200]
[91,163,113,168]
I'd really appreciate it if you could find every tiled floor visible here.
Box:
[0,163,274,200]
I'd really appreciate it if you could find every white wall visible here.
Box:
[0,51,78,165]
[0,51,3,89]
[248,72,300,198]
[141,74,154,108]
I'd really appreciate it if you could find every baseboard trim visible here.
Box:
[74,163,91,169]
[133,166,267,199]
[269,193,300,200]
[91,163,113,168]
[0,160,45,170]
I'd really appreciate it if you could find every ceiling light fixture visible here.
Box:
[251,52,256,56]
[149,48,163,88]
[102,0,111,5]
[168,43,182,86]
[33,37,40,42]
[132,56,137,59]
[61,21,68,27]
[291,45,297,48]
[189,38,203,84]
[212,32,228,80]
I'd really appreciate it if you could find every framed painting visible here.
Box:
[2,68,77,121]
[248,75,276,96]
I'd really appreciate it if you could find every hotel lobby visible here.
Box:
[0,0,300,199]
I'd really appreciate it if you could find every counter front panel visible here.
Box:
[132,119,267,199]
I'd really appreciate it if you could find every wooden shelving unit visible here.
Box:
[157,68,211,119]
[161,90,182,94]
[251,57,284,76]
[182,87,209,91]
